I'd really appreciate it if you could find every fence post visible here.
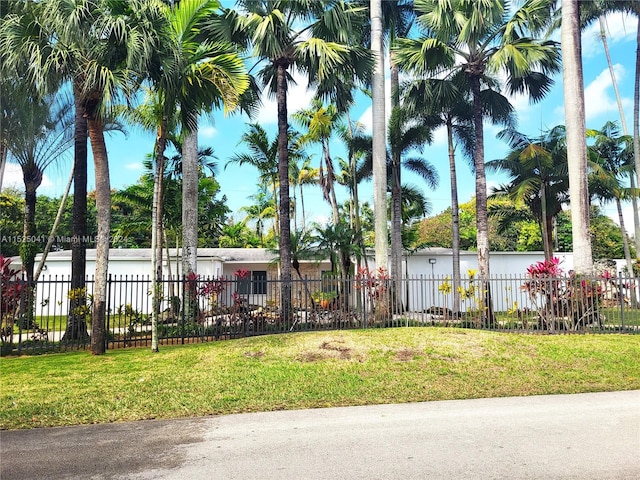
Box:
[618,271,625,332]
[106,274,112,351]
[181,275,185,345]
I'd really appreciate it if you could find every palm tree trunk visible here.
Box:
[540,182,552,261]
[19,179,39,330]
[562,0,593,275]
[633,20,640,257]
[65,84,89,343]
[182,127,199,321]
[182,127,198,276]
[22,181,38,286]
[390,54,403,300]
[470,75,494,326]
[371,0,388,273]
[88,117,110,355]
[151,120,167,353]
[276,61,292,320]
[0,143,7,192]
[299,183,307,231]
[447,119,461,316]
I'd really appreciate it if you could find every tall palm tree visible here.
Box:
[401,73,481,316]
[579,0,640,257]
[0,0,91,342]
[394,0,561,323]
[387,106,438,290]
[235,0,371,318]
[588,121,637,282]
[162,0,248,283]
[561,0,593,274]
[28,0,169,354]
[370,0,388,273]
[487,125,570,261]
[292,99,344,225]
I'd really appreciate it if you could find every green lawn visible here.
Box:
[1,327,638,430]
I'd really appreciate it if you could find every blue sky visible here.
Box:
[3,10,638,232]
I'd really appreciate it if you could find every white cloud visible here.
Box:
[583,64,631,122]
[582,12,639,58]
[552,64,632,125]
[1,163,24,191]
[199,125,218,139]
[125,163,143,171]
[1,163,53,192]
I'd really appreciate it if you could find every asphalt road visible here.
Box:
[1,391,639,480]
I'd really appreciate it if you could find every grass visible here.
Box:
[1,327,639,430]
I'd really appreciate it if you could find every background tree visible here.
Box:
[587,121,637,285]
[488,125,570,261]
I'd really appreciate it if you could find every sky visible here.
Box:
[2,9,639,233]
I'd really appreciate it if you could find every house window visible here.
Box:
[237,270,267,295]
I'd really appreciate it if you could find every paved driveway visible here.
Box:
[1,391,639,480]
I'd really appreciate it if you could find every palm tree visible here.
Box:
[293,99,344,225]
[15,0,170,354]
[290,156,318,231]
[401,74,480,316]
[235,0,371,318]
[0,0,91,342]
[394,0,561,324]
[4,91,73,286]
[227,123,280,233]
[588,121,637,282]
[241,184,277,246]
[488,126,570,262]
[138,0,248,333]
[218,220,260,248]
[162,0,249,282]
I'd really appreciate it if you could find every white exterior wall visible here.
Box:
[400,251,577,312]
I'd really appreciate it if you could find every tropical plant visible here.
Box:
[240,184,277,246]
[226,123,290,237]
[1,0,173,353]
[352,105,439,285]
[290,156,318,232]
[2,89,73,288]
[579,0,640,256]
